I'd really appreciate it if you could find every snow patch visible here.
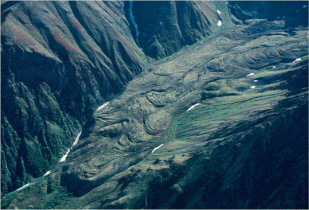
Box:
[254,80,258,82]
[60,131,82,162]
[250,86,256,89]
[17,183,30,191]
[129,1,140,45]
[151,144,164,154]
[273,66,276,68]
[217,10,221,15]
[43,170,51,177]
[59,149,70,162]
[72,131,82,147]
[97,102,109,111]
[246,73,255,77]
[186,103,200,112]
[217,20,222,26]
[293,58,301,63]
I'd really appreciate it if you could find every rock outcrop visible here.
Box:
[228,1,308,28]
[131,1,233,59]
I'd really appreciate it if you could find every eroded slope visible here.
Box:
[3,19,308,209]
[1,0,225,195]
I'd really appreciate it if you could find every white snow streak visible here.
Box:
[217,10,221,15]
[186,103,200,112]
[151,144,164,154]
[217,20,222,26]
[246,73,255,76]
[250,86,256,89]
[97,102,109,111]
[60,131,82,162]
[129,1,140,45]
[43,170,51,177]
[16,183,30,191]
[273,66,276,68]
[254,80,258,82]
[59,149,70,162]
[72,131,82,147]
[293,58,301,63]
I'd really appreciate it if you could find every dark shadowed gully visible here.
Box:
[1,1,308,209]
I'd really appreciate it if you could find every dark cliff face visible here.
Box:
[2,13,308,209]
[131,1,233,59]
[228,1,308,28]
[1,0,227,196]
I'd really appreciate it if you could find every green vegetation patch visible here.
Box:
[39,185,77,209]
[173,88,286,140]
[1,190,19,209]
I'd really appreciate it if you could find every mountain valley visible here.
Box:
[1,1,308,209]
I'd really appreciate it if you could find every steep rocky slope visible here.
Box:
[3,18,308,208]
[1,1,227,195]
[228,1,308,28]
[131,1,233,59]
[1,0,145,195]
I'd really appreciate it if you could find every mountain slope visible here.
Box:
[1,0,146,195]
[1,0,229,195]
[131,1,233,59]
[3,19,308,209]
[228,1,308,28]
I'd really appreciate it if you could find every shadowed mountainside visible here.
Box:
[228,1,308,28]
[3,18,308,209]
[1,0,227,195]
[131,1,233,59]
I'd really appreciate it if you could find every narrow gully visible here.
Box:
[14,102,111,193]
[129,1,140,46]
